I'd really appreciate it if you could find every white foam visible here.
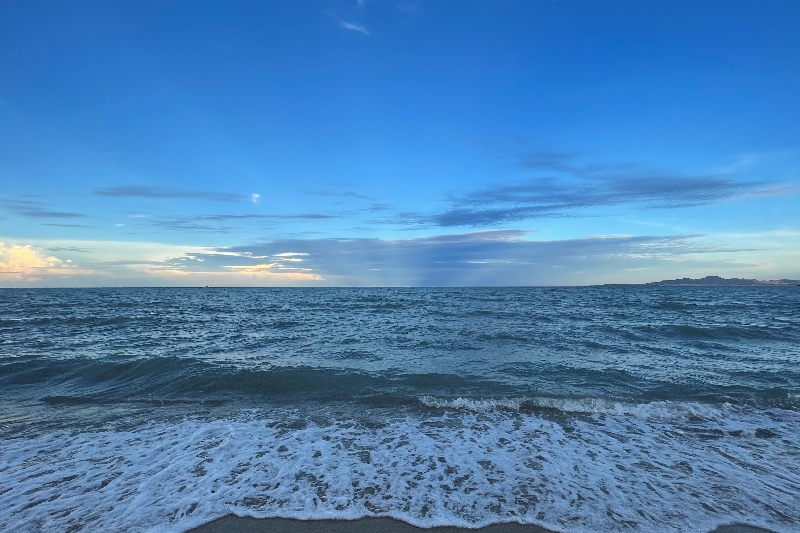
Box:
[1,404,798,533]
[418,395,739,421]
[419,396,524,412]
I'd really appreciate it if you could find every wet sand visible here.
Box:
[187,515,778,533]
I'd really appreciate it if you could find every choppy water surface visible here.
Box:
[1,287,798,533]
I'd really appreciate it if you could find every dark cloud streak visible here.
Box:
[95,186,246,202]
[42,223,96,228]
[307,191,378,202]
[433,150,770,227]
[48,247,91,253]
[1,199,88,219]
[138,213,340,233]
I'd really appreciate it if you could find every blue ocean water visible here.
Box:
[1,287,798,533]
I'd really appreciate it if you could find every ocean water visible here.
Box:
[1,287,798,533]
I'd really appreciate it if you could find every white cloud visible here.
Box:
[0,243,78,281]
[4,229,797,287]
[0,237,324,286]
[223,263,322,280]
[739,184,797,199]
[396,2,420,14]
[711,154,761,175]
[339,20,370,36]
[251,193,261,205]
[225,263,276,270]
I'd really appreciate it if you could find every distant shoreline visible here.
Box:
[604,276,800,287]
[2,276,799,289]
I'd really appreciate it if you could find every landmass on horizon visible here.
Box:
[606,275,800,286]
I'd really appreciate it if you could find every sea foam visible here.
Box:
[418,395,743,420]
[1,403,797,533]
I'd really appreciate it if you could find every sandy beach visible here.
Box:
[187,516,778,533]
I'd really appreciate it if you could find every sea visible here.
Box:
[1,287,798,533]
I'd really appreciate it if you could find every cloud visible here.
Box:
[434,177,756,227]
[0,238,220,286]
[135,213,339,233]
[1,199,88,219]
[222,263,322,280]
[42,223,96,228]
[0,243,77,281]
[202,214,336,221]
[48,247,91,253]
[308,191,378,201]
[251,193,261,205]
[366,209,431,228]
[102,248,324,283]
[95,186,246,202]
[739,183,797,199]
[431,150,784,227]
[225,263,276,270]
[208,230,757,286]
[396,2,420,14]
[515,150,628,175]
[339,20,371,36]
[365,203,394,213]
[5,228,797,287]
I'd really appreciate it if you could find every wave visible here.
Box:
[0,357,513,409]
[416,395,767,422]
[1,405,798,533]
[0,357,393,399]
[2,356,799,411]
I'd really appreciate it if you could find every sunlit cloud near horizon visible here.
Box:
[1,1,798,286]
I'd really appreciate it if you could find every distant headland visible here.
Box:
[607,275,800,287]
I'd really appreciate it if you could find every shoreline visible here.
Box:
[186,516,779,533]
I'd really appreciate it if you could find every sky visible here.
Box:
[1,0,799,286]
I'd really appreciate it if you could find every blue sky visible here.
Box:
[1,0,798,286]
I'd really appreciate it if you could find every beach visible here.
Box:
[187,516,777,533]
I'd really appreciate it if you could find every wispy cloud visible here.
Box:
[48,247,91,253]
[516,150,627,175]
[430,150,787,227]
[396,2,420,14]
[95,186,247,202]
[308,190,378,201]
[365,203,394,213]
[202,213,337,221]
[739,183,797,199]
[42,223,96,228]
[1,199,88,219]
[339,20,371,36]
[251,193,261,205]
[137,213,339,233]
[434,177,756,227]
